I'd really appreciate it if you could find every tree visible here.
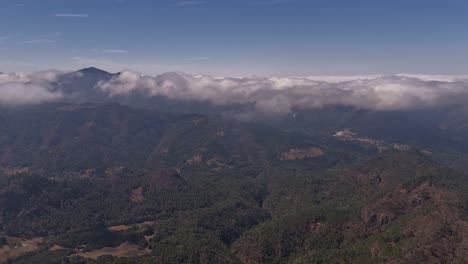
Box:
[0,236,7,247]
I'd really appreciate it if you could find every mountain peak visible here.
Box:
[77,67,111,75]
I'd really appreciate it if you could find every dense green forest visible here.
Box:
[1,104,468,263]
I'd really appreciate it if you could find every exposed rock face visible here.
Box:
[0,166,29,176]
[280,147,324,161]
[130,187,144,203]
[334,129,388,151]
[187,154,203,164]
[334,129,422,153]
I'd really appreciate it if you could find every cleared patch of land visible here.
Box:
[49,244,67,251]
[280,147,324,161]
[107,221,156,232]
[72,242,150,259]
[0,237,43,263]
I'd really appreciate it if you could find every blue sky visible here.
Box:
[1,0,468,76]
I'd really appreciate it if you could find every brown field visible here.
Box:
[144,234,156,242]
[0,237,43,263]
[107,221,156,232]
[280,147,324,161]
[72,242,150,259]
[49,244,67,251]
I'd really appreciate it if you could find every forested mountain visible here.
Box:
[7,67,468,170]
[1,69,468,263]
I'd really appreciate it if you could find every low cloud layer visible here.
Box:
[96,70,468,113]
[2,68,468,112]
[0,71,63,105]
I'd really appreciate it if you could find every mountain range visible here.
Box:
[1,68,468,263]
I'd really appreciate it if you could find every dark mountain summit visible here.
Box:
[76,67,112,76]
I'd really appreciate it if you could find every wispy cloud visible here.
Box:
[21,39,57,45]
[18,32,60,45]
[103,49,128,54]
[176,1,205,6]
[53,13,89,18]
[0,35,17,42]
[255,0,292,5]
[10,3,25,7]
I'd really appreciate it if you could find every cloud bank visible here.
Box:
[0,71,63,105]
[96,70,468,113]
[2,68,468,112]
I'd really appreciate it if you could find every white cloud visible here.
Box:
[102,49,128,53]
[0,71,63,105]
[96,71,468,113]
[21,39,57,45]
[54,14,89,18]
[2,66,468,112]
[256,0,292,5]
[176,1,205,6]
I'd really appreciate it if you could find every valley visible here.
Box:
[0,99,467,263]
